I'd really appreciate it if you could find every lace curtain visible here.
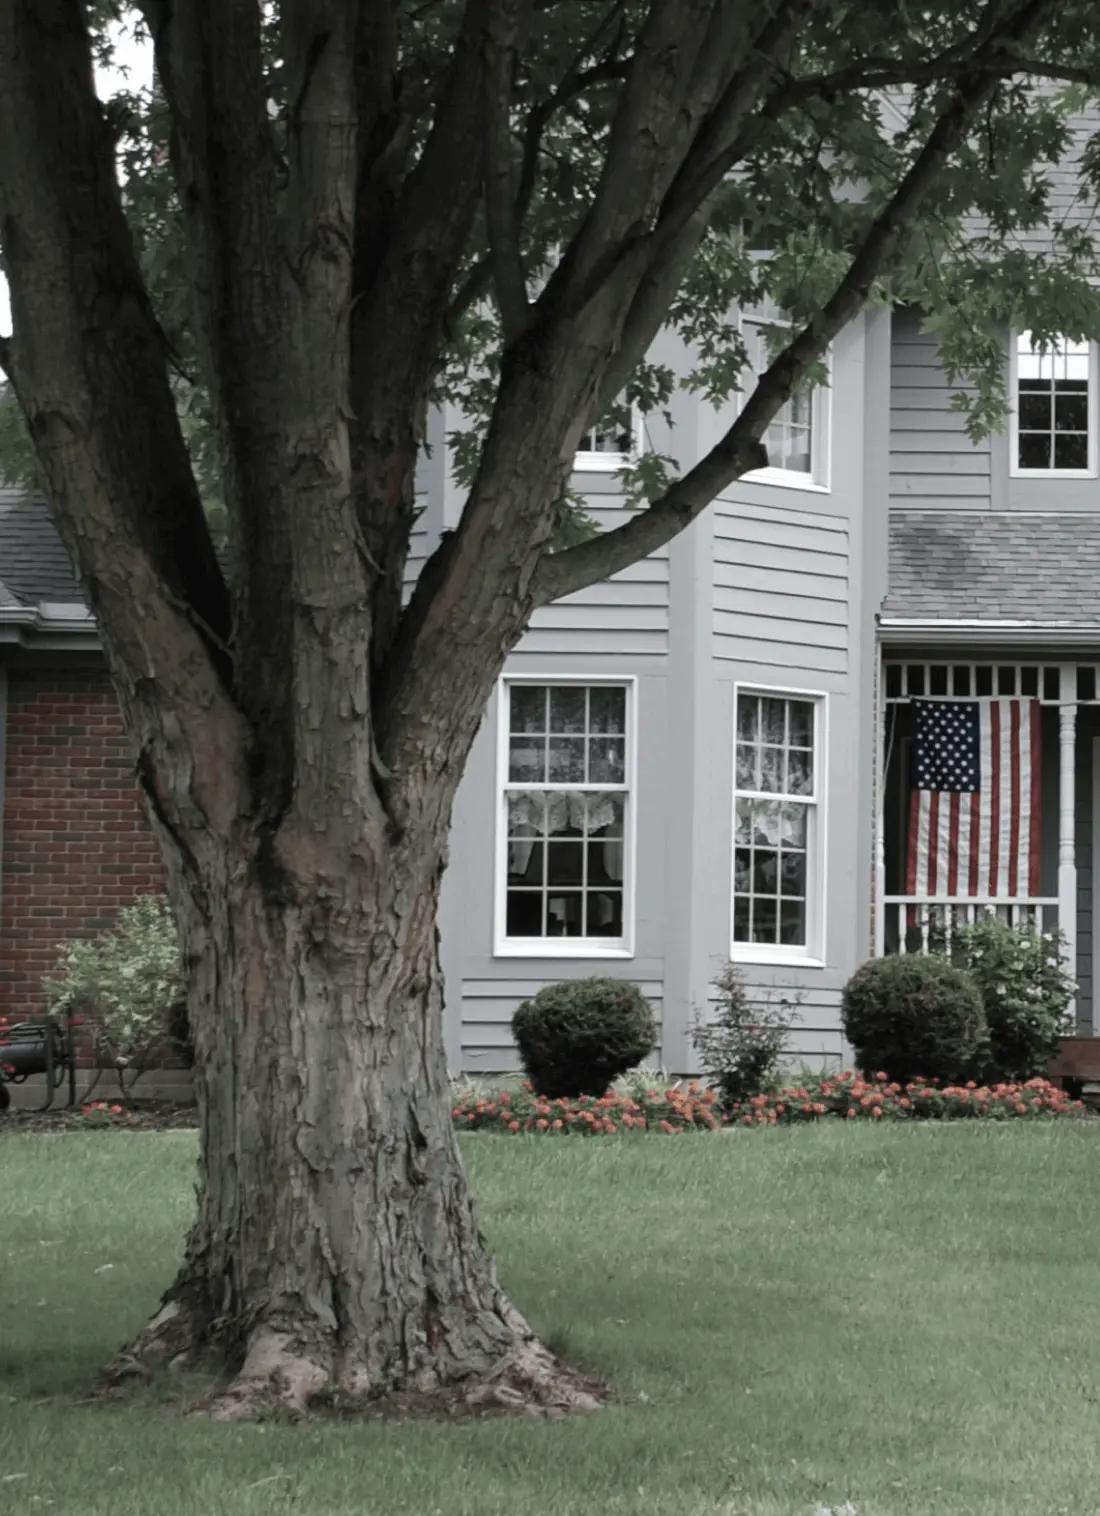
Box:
[507,790,624,881]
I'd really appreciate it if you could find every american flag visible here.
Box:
[906,699,1041,898]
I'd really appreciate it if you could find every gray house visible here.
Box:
[3,142,1100,1076]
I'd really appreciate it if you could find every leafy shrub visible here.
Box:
[43,895,187,1098]
[511,977,656,1099]
[691,962,798,1108]
[949,917,1075,1083]
[841,954,986,1085]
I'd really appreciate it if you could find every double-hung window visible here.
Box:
[497,679,633,954]
[733,689,824,961]
[740,297,829,488]
[1012,331,1096,476]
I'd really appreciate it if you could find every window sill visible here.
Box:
[493,941,634,960]
[740,467,830,493]
[1010,467,1097,480]
[573,452,632,474]
[729,947,826,969]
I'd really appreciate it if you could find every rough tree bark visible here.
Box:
[117,816,602,1418]
[0,0,1070,1419]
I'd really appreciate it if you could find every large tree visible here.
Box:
[2,0,1100,1420]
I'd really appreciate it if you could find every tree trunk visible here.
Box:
[108,831,602,1421]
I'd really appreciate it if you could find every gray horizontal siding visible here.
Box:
[691,982,848,1075]
[712,499,849,673]
[521,500,670,658]
[460,977,664,1072]
[889,310,991,510]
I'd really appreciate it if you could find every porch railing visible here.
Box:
[882,897,1060,957]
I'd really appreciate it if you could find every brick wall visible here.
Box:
[0,666,166,1024]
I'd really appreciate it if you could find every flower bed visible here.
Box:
[727,1072,1085,1125]
[451,1075,1086,1134]
[451,1082,723,1134]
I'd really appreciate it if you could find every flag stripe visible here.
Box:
[1029,700,1042,893]
[968,790,981,896]
[988,701,1001,896]
[1018,700,1024,897]
[947,792,960,896]
[926,790,940,897]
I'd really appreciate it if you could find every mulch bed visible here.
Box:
[0,1099,198,1133]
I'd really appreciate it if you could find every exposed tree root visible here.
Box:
[97,1296,607,1422]
[97,1296,203,1392]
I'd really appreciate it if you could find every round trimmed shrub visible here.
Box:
[512,977,656,1099]
[841,955,986,1085]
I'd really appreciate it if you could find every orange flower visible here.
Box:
[552,1118,563,1130]
[536,1118,548,1131]
[743,1115,753,1126]
[871,1107,883,1118]
[899,1097,911,1109]
[508,1120,520,1132]
[846,1109,857,1119]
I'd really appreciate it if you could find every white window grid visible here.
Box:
[732,690,822,957]
[1011,331,1097,478]
[495,678,635,956]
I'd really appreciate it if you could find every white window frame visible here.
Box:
[737,305,832,493]
[573,408,645,473]
[493,673,638,959]
[1009,330,1098,479]
[730,682,828,968]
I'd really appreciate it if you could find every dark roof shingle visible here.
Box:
[885,510,1100,624]
[0,487,85,607]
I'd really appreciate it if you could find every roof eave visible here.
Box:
[0,602,100,649]
[879,616,1100,648]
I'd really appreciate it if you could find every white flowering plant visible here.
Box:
[43,894,186,1099]
[948,915,1075,1084]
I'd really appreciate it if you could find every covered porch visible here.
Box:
[874,657,1100,1032]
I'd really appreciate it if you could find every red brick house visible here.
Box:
[0,487,164,1023]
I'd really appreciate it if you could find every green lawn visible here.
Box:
[4,1126,1100,1516]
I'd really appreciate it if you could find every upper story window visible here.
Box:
[496,678,634,956]
[740,297,830,490]
[1012,331,1096,477]
[733,688,825,964]
[574,408,642,472]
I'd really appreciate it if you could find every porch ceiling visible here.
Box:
[885,510,1100,627]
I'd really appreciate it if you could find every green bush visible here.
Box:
[691,962,798,1109]
[43,894,188,1098]
[950,916,1075,1083]
[512,977,656,1099]
[840,954,986,1085]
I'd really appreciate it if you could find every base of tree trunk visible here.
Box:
[97,1293,607,1422]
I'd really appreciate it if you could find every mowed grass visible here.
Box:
[4,1126,1100,1516]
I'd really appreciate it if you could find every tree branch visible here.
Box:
[138,0,291,793]
[0,0,244,829]
[483,0,532,342]
[534,0,1065,605]
[349,0,493,678]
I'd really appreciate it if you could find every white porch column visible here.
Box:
[1059,664,1078,1023]
[874,650,886,957]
